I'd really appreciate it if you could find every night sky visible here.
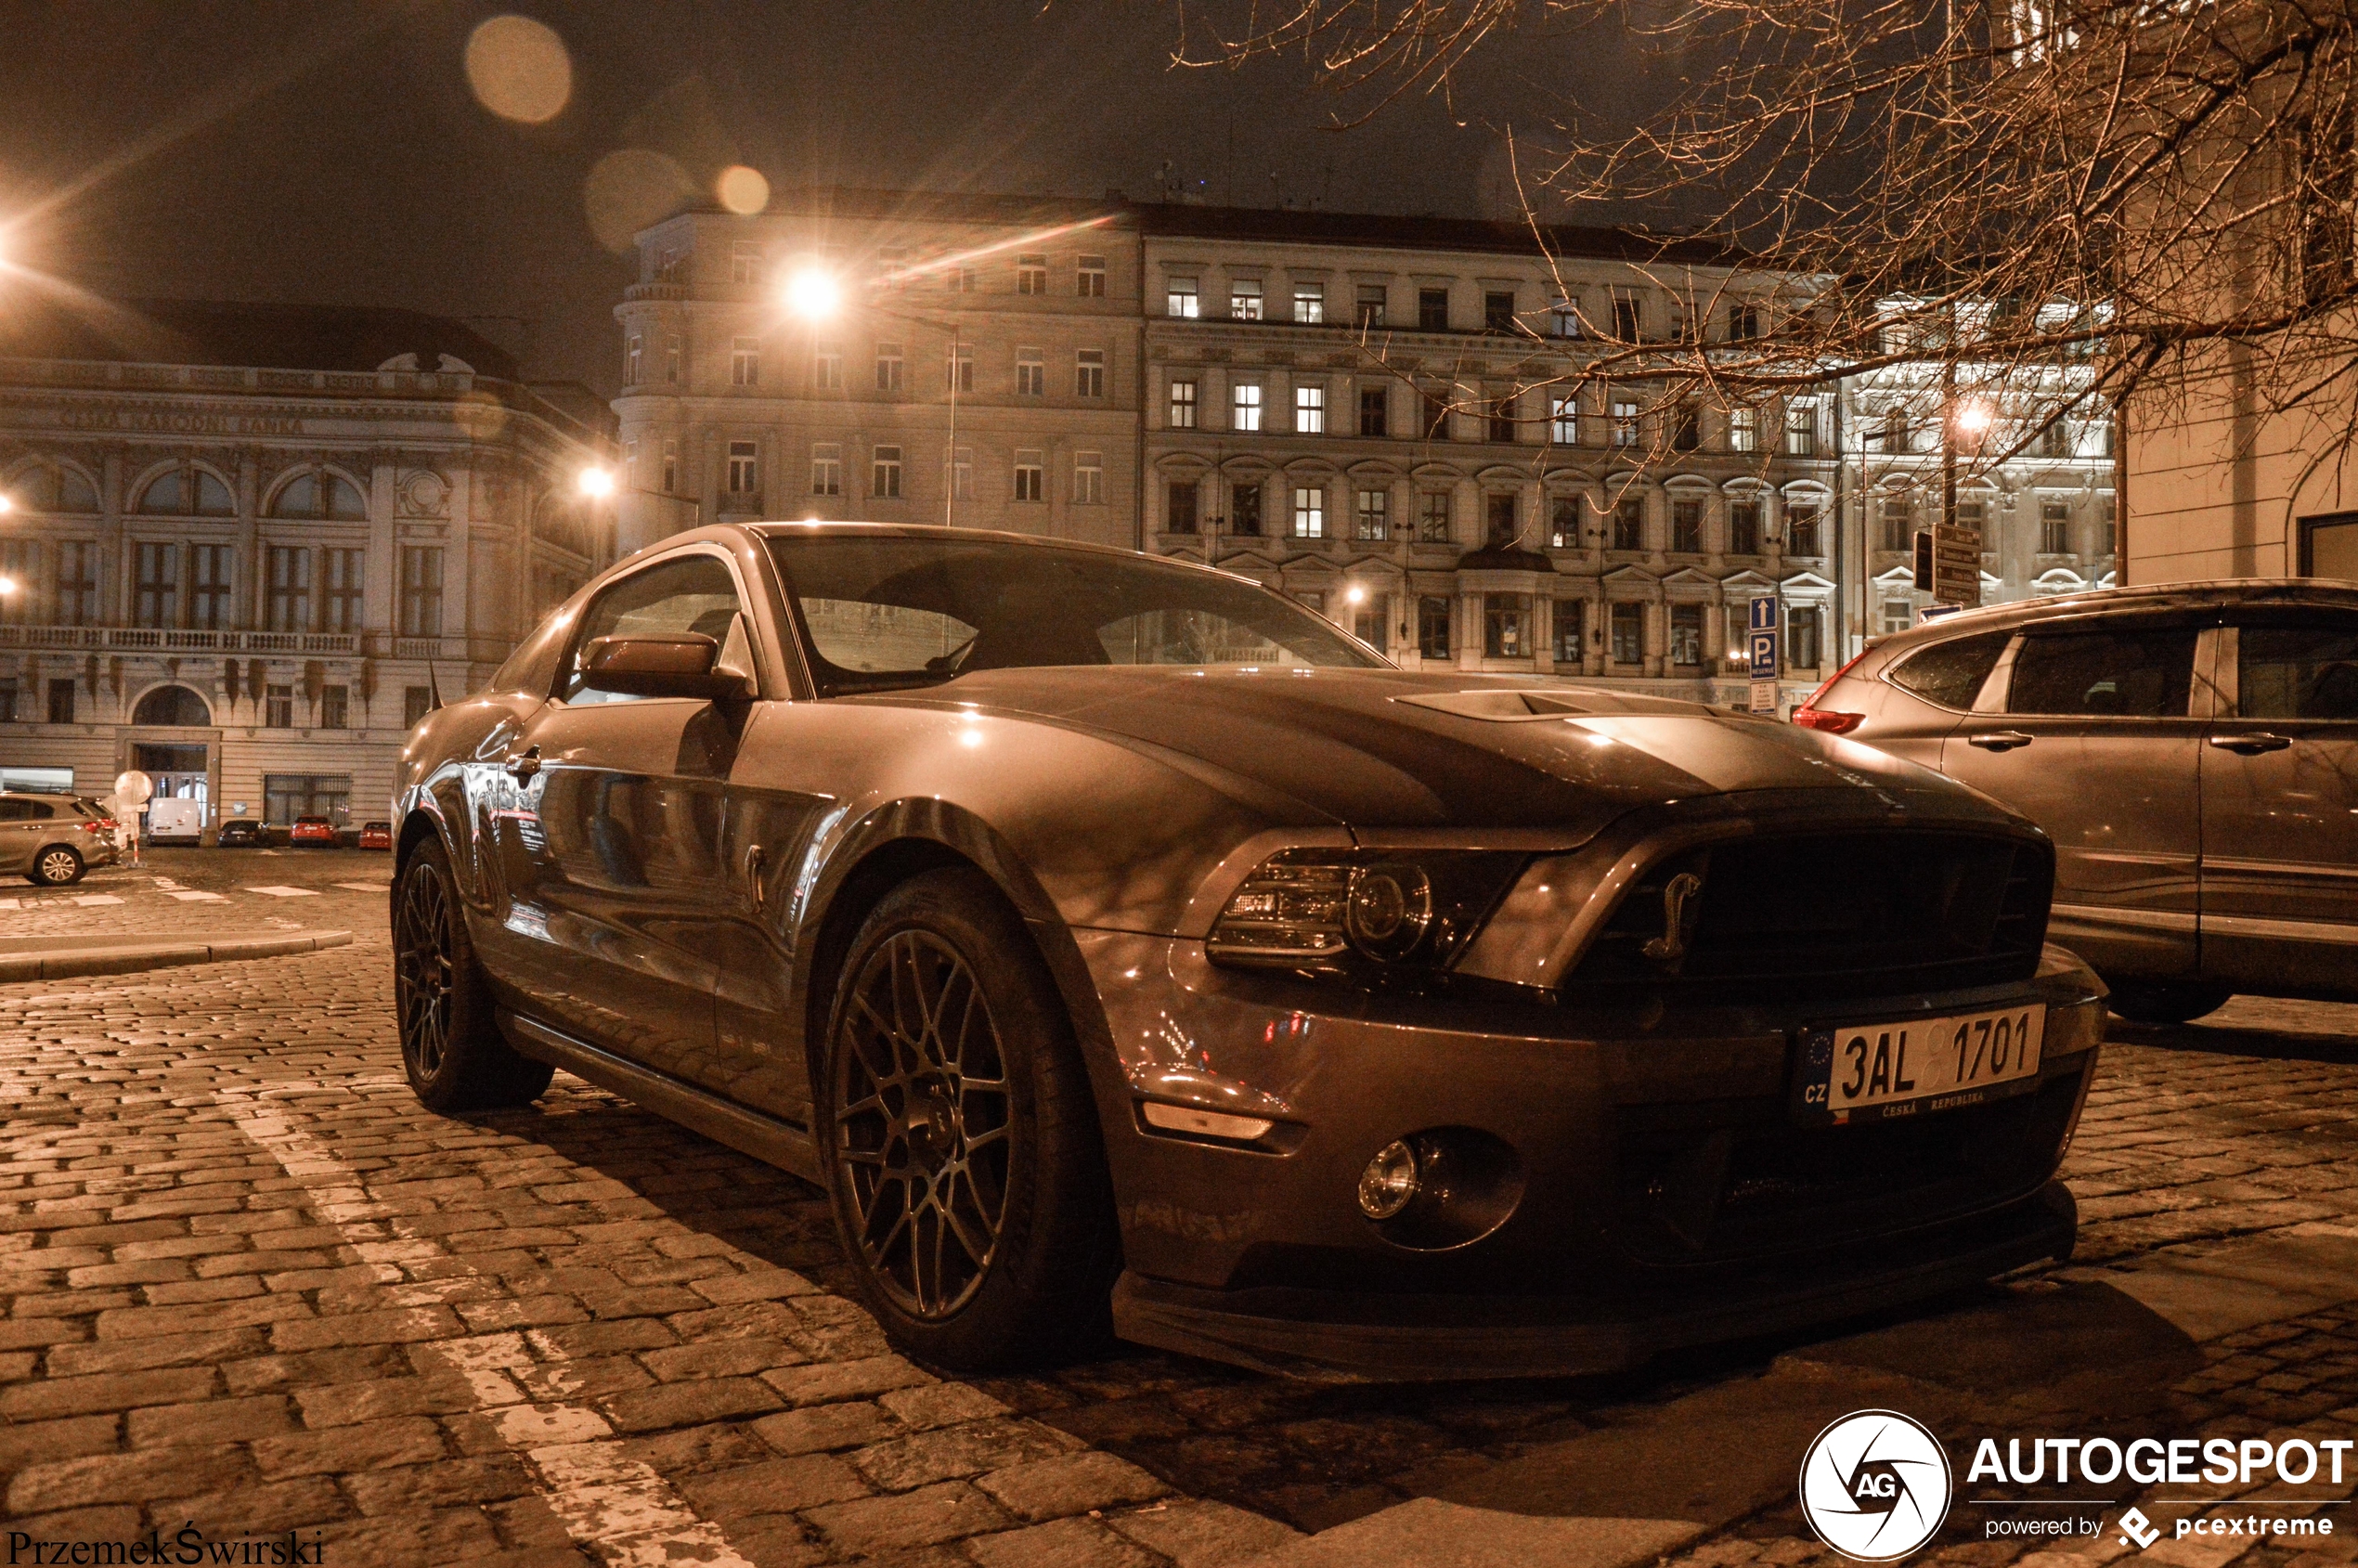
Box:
[0,2,1601,396]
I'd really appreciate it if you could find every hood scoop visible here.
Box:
[1394,688,1725,723]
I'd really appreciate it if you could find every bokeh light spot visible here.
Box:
[464,16,573,124]
[717,165,771,215]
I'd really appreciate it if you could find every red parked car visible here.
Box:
[357,821,393,851]
[290,815,338,847]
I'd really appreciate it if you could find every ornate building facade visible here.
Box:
[0,300,613,835]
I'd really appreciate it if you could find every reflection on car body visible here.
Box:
[391,523,2105,1380]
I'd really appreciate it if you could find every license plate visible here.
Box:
[1794,1004,2046,1124]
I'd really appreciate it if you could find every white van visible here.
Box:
[143,798,204,845]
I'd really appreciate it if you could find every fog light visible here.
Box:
[1357,1139,1420,1219]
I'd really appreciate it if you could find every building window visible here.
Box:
[1669,604,1704,667]
[405,686,434,727]
[1358,386,1388,437]
[324,549,363,633]
[812,443,843,497]
[136,466,235,517]
[1292,281,1325,322]
[1671,499,1704,553]
[1291,486,1325,538]
[1356,284,1388,327]
[872,446,902,499]
[320,684,348,730]
[947,343,974,393]
[1231,483,1263,536]
[1549,495,1582,550]
[811,342,842,390]
[944,266,978,292]
[1354,489,1388,541]
[55,541,98,627]
[45,678,74,725]
[2041,499,2071,554]
[1014,450,1044,503]
[1882,598,1916,634]
[1167,277,1199,317]
[1418,596,1451,659]
[1353,593,1387,651]
[1295,384,1325,434]
[1612,295,1642,340]
[1485,491,1518,546]
[665,336,681,383]
[728,441,759,495]
[1017,349,1045,397]
[661,439,678,494]
[1483,291,1516,332]
[2099,498,2117,555]
[732,336,761,387]
[876,343,904,392]
[1297,590,1326,617]
[135,542,178,628]
[1671,404,1702,452]
[399,547,444,638]
[1877,409,1914,453]
[1729,500,1761,555]
[1074,452,1104,505]
[266,546,313,632]
[0,539,35,624]
[1167,480,1198,535]
[950,447,973,500]
[266,684,294,729]
[1611,602,1644,664]
[1230,279,1263,319]
[1169,378,1198,429]
[1789,606,1823,669]
[192,545,233,631]
[1878,493,1915,552]
[1017,253,1047,294]
[1788,504,1822,557]
[1610,399,1640,447]
[1078,254,1107,297]
[1785,400,1819,456]
[265,773,350,824]
[1076,349,1105,398]
[1418,288,1449,330]
[1484,593,1531,657]
[1487,395,1516,444]
[1553,600,1585,663]
[1233,382,1263,433]
[626,335,642,384]
[1550,395,1579,446]
[1551,297,1581,338]
[2038,420,2073,459]
[1728,303,1761,342]
[1728,407,1759,453]
[1613,497,1645,551]
[730,240,762,284]
[1419,490,1452,543]
[1421,385,1451,439]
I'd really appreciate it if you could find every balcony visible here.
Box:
[0,625,361,655]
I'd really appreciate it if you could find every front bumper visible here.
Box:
[1075,931,2103,1380]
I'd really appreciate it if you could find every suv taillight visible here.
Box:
[1791,649,1871,734]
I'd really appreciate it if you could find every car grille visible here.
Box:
[1562,829,2052,1004]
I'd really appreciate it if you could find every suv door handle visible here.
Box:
[2209,732,2292,754]
[1967,731,2036,751]
[503,745,543,781]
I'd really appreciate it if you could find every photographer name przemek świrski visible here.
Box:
[5,1525,327,1565]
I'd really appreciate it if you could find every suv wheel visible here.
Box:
[2106,979,2233,1026]
[29,845,83,887]
[817,867,1119,1372]
[393,836,554,1111]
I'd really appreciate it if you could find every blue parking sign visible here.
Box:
[1749,630,1779,680]
[1748,594,1779,633]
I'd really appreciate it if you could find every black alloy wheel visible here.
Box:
[30,845,83,887]
[393,836,553,1111]
[820,867,1120,1371]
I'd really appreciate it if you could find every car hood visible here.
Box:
[869,666,2011,836]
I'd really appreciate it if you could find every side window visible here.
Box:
[2239,617,2358,719]
[0,798,31,822]
[1887,630,2012,710]
[559,554,745,705]
[2009,622,2197,718]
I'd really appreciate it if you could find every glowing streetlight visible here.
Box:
[783,266,842,323]
[577,465,615,499]
[0,494,13,515]
[1952,400,1993,437]
[1343,584,1367,605]
[0,577,17,596]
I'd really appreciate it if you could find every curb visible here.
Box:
[0,930,356,983]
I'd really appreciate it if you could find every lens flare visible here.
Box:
[783,266,842,321]
[716,165,771,215]
[464,16,573,125]
[577,467,615,499]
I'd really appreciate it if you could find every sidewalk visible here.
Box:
[0,929,354,982]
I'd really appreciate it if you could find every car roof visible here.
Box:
[1872,578,2358,653]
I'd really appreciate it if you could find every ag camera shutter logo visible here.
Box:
[1799,1409,1954,1561]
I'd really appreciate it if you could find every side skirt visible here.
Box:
[499,1009,823,1185]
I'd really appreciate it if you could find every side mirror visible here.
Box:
[579,634,753,700]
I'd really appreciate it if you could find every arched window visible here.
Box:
[131,685,212,727]
[268,472,367,520]
[6,461,101,513]
[136,467,234,516]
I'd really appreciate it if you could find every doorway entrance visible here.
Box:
[131,742,211,827]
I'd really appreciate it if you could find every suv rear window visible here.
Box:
[1887,630,2011,710]
[2009,622,2197,717]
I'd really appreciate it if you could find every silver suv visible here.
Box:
[0,793,120,886]
[1795,581,2358,1024]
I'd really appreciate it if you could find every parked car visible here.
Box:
[358,820,393,850]
[289,815,338,847]
[0,792,120,886]
[1794,580,2358,1024]
[392,523,2105,1380]
[216,820,265,848]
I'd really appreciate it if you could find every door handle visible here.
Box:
[2209,732,2292,754]
[1967,732,2036,751]
[744,843,766,914]
[503,745,542,781]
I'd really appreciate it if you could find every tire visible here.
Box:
[29,844,83,887]
[393,836,554,1111]
[816,866,1120,1373]
[2106,978,2234,1026]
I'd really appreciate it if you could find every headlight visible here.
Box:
[1206,849,1527,982]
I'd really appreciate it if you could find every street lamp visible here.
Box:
[577,465,616,499]
[780,264,962,529]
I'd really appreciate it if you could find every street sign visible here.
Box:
[1748,593,1781,680]
[1931,522,1982,609]
[1748,595,1780,634]
[1749,680,1779,714]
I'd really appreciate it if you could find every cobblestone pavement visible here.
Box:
[5,867,2358,1567]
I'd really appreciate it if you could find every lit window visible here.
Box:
[1728,407,1759,453]
[1611,400,1640,447]
[1016,253,1047,294]
[1291,486,1325,538]
[1074,452,1104,505]
[1014,450,1044,503]
[1167,277,1199,318]
[731,336,761,387]
[1484,593,1531,657]
[1233,382,1263,433]
[1017,348,1045,397]
[1230,279,1263,320]
[1355,489,1388,541]
[1295,384,1325,434]
[1551,298,1580,338]
[872,446,902,499]
[1419,490,1451,543]
[1076,349,1106,398]
[1078,254,1107,297]
[1169,378,1198,429]
[1551,395,1579,446]
[811,444,842,497]
[1292,281,1324,323]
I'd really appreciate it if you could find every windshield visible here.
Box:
[767,534,1385,696]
